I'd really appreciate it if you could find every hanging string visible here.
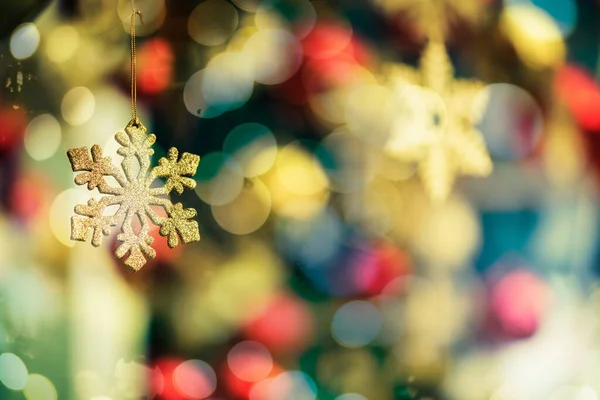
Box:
[130,8,142,124]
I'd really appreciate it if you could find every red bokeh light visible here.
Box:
[302,24,353,60]
[490,269,551,339]
[138,38,174,95]
[152,358,184,400]
[10,172,53,223]
[222,360,284,399]
[0,107,27,152]
[243,292,315,355]
[353,240,412,296]
[555,65,600,131]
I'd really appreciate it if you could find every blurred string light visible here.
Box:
[184,5,307,118]
[331,300,382,348]
[227,341,273,383]
[412,195,481,269]
[489,268,551,338]
[23,374,58,400]
[172,360,217,399]
[137,38,173,95]
[0,353,28,390]
[223,123,278,177]
[473,83,543,160]
[275,207,343,267]
[195,152,245,206]
[244,292,315,355]
[188,0,239,46]
[24,114,62,161]
[255,0,316,39]
[211,178,272,235]
[49,188,89,247]
[500,2,566,69]
[10,23,40,60]
[504,0,578,37]
[115,359,155,399]
[265,371,318,400]
[266,141,330,219]
[244,28,303,85]
[555,65,600,131]
[45,25,80,64]
[174,241,283,347]
[61,87,96,126]
[224,356,284,399]
[321,127,379,193]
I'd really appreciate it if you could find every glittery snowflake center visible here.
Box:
[67,120,200,271]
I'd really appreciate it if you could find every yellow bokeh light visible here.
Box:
[61,87,96,126]
[24,114,62,161]
[500,4,566,70]
[212,179,272,235]
[49,189,90,247]
[45,25,80,63]
[23,374,58,400]
[188,0,239,46]
[276,142,329,196]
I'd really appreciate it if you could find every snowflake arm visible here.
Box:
[149,148,200,195]
[67,145,126,195]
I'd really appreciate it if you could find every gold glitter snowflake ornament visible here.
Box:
[67,119,201,271]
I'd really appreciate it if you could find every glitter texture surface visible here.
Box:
[67,120,200,271]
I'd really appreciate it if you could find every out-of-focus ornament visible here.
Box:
[371,0,488,39]
[384,38,492,201]
[66,10,200,271]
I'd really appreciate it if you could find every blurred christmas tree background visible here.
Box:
[1,0,600,399]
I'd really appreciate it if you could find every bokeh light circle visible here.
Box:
[276,208,343,267]
[473,83,543,159]
[10,23,40,60]
[500,4,565,69]
[24,114,62,161]
[223,123,277,177]
[276,142,329,196]
[0,353,28,390]
[212,178,271,235]
[243,29,303,85]
[413,196,480,268]
[188,0,239,46]
[172,360,217,399]
[195,152,245,206]
[322,127,378,193]
[45,25,80,63]
[331,301,382,348]
[255,0,317,39]
[269,371,317,400]
[183,70,222,119]
[23,374,58,400]
[202,52,254,112]
[227,341,273,382]
[61,87,96,126]
[49,189,90,247]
